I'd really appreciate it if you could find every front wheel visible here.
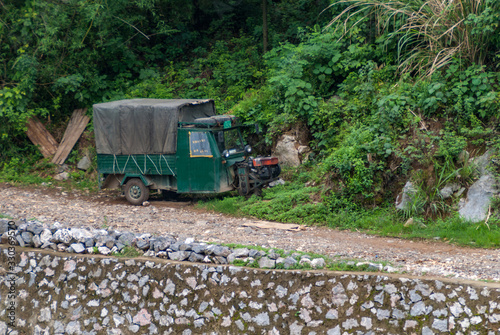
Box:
[124,178,149,205]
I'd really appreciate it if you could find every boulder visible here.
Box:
[395,181,417,211]
[459,151,499,223]
[459,174,497,222]
[272,135,305,167]
[70,228,93,243]
[77,156,91,171]
[440,183,460,199]
[52,228,73,244]
[53,172,70,181]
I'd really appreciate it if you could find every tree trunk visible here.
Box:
[262,0,268,53]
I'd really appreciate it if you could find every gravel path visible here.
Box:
[1,184,499,282]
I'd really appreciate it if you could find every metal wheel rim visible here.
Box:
[129,185,142,199]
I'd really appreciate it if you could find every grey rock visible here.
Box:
[191,243,207,254]
[39,229,53,244]
[77,156,91,171]
[214,256,228,264]
[98,246,112,255]
[268,250,280,260]
[272,134,301,167]
[94,234,114,248]
[84,238,95,248]
[440,183,460,199]
[152,238,171,252]
[459,174,497,222]
[311,258,326,269]
[206,245,231,257]
[70,243,86,254]
[118,232,136,246]
[0,219,14,234]
[169,251,191,261]
[70,228,93,243]
[422,326,434,335]
[115,242,125,251]
[253,312,270,326]
[276,257,285,267]
[258,257,275,269]
[326,325,341,335]
[65,321,81,334]
[473,150,492,175]
[188,252,205,263]
[21,231,34,245]
[368,263,383,271]
[53,229,73,244]
[299,258,312,267]
[27,223,44,235]
[169,242,181,251]
[232,248,250,258]
[410,301,426,316]
[135,237,150,250]
[249,249,266,258]
[54,172,70,181]
[395,181,416,211]
[128,325,140,333]
[432,319,448,332]
[284,257,298,269]
[16,235,25,247]
[269,178,286,187]
[179,243,192,251]
[33,234,42,248]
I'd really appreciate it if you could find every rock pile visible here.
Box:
[0,219,330,270]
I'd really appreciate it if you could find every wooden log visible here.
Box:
[25,117,59,158]
[51,108,90,165]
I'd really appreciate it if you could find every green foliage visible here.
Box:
[328,0,500,75]
[114,246,143,258]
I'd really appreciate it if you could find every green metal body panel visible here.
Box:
[176,128,233,193]
[97,129,237,193]
[97,154,177,176]
[97,154,178,190]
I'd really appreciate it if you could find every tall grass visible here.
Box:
[327,0,500,75]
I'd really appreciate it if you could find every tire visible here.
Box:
[124,178,149,206]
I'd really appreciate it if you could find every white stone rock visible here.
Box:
[77,156,91,171]
[311,258,325,269]
[396,180,417,210]
[459,174,497,222]
[272,134,301,167]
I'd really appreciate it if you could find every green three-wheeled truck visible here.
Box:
[93,99,281,205]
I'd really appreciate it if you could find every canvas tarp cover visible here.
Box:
[93,99,215,155]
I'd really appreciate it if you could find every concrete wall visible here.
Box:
[1,247,499,335]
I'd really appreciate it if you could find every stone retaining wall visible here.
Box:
[1,247,499,334]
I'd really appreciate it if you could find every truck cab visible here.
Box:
[94,99,280,205]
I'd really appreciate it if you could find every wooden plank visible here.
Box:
[241,221,306,231]
[25,117,59,158]
[51,108,90,165]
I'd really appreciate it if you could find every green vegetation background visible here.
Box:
[1,0,500,247]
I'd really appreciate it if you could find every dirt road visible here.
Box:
[0,184,498,282]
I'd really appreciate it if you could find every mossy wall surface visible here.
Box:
[0,247,499,334]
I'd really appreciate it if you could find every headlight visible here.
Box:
[222,150,230,158]
[245,145,252,153]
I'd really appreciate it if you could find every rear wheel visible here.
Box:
[124,178,149,205]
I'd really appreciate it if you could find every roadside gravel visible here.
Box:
[0,184,498,282]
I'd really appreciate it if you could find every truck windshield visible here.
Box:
[216,129,245,154]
